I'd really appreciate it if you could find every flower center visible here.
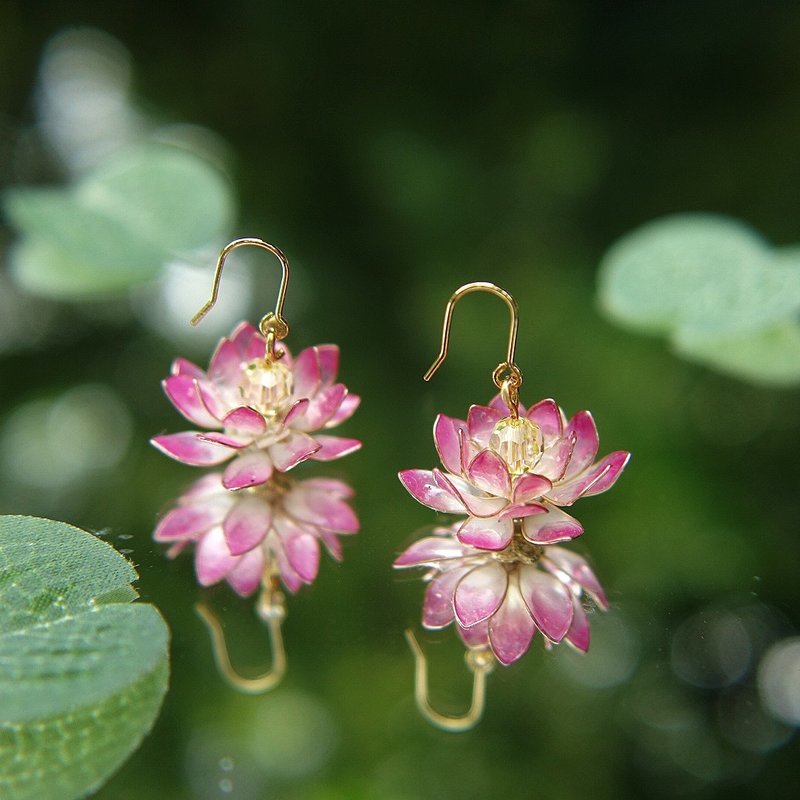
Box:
[489,416,543,476]
[494,524,544,565]
[239,358,294,417]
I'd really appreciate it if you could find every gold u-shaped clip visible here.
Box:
[196,586,288,695]
[191,237,291,357]
[404,629,495,732]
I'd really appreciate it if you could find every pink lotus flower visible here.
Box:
[399,396,629,552]
[152,321,361,490]
[155,472,359,596]
[394,524,608,664]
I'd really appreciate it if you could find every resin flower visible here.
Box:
[399,396,629,552]
[152,321,361,489]
[394,524,608,664]
[155,472,359,596]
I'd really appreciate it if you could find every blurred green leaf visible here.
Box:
[0,515,169,800]
[4,144,235,299]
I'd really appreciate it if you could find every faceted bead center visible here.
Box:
[489,416,543,476]
[240,359,294,416]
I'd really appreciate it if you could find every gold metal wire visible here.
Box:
[191,238,291,360]
[404,629,495,732]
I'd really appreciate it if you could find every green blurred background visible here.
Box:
[1,1,799,798]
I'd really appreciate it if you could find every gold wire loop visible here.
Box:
[424,281,521,386]
[190,238,291,360]
[404,629,495,732]
[195,580,288,695]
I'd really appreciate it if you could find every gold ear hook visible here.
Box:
[423,281,523,415]
[196,581,288,695]
[404,629,495,732]
[191,238,291,359]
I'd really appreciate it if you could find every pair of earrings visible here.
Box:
[151,238,630,731]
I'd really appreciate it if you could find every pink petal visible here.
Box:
[519,566,574,642]
[512,473,553,504]
[454,562,508,628]
[422,566,471,629]
[195,527,237,586]
[226,547,265,597]
[223,496,272,555]
[318,528,344,560]
[293,384,347,431]
[467,450,511,498]
[488,575,536,665]
[171,357,205,379]
[163,375,220,428]
[457,515,513,551]
[398,469,465,514]
[222,450,273,489]
[180,472,226,499]
[467,404,504,447]
[195,380,227,421]
[230,321,259,351]
[275,518,321,582]
[325,392,360,428]
[522,506,584,544]
[310,434,361,461]
[543,547,608,609]
[393,535,469,567]
[273,538,304,593]
[562,411,599,479]
[243,330,271,362]
[285,487,359,533]
[283,398,310,426]
[526,399,564,441]
[565,598,590,653]
[434,470,508,518]
[222,406,267,437]
[498,502,547,521]
[456,619,490,648]
[208,338,243,385]
[154,505,224,542]
[271,431,322,471]
[151,432,234,466]
[292,347,322,399]
[200,431,252,448]
[535,434,575,482]
[547,451,630,505]
[316,344,340,387]
[298,476,355,499]
[434,414,468,474]
[489,394,525,416]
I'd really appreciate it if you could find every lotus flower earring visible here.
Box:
[151,238,361,693]
[395,282,630,730]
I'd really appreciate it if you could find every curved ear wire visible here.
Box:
[404,629,495,732]
[196,586,287,695]
[191,238,291,358]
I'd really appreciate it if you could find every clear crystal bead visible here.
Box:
[240,359,294,415]
[489,417,543,476]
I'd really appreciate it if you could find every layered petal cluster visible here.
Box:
[152,321,361,490]
[399,396,629,552]
[395,525,608,665]
[155,472,359,596]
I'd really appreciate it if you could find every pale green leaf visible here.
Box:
[0,516,170,800]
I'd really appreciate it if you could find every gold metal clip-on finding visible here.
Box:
[195,570,287,695]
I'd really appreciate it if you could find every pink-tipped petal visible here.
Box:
[499,503,547,521]
[512,473,553,504]
[292,347,322,399]
[230,321,259,349]
[522,506,584,545]
[434,415,468,475]
[208,338,242,385]
[562,411,599,479]
[194,380,227,421]
[285,487,359,533]
[195,527,237,586]
[457,516,513,551]
[294,384,347,431]
[285,531,320,582]
[489,394,526,416]
[457,619,490,648]
[519,566,574,642]
[468,449,512,498]
[273,538,304,592]
[544,547,609,609]
[151,432,234,466]
[310,434,361,461]
[318,528,344,560]
[154,505,224,542]
[454,562,508,628]
[271,431,322,471]
[171,357,205,379]
[467,404,504,447]
[283,398,310,426]
[200,431,253,448]
[435,471,508,518]
[397,469,465,514]
[163,375,220,428]
[180,472,226,499]
[488,575,536,665]
[226,547,265,597]
[299,476,355,499]
[565,598,590,653]
[223,496,272,555]
[222,450,273,490]
[394,536,470,567]
[325,392,360,428]
[422,566,471,629]
[547,451,630,505]
[535,433,575,482]
[316,345,340,387]
[526,399,564,441]
[222,406,267,437]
